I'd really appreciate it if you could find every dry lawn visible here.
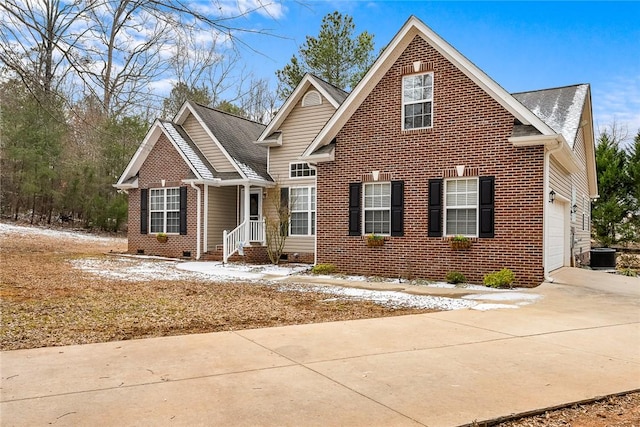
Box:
[1,223,638,426]
[0,225,431,351]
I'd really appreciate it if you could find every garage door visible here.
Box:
[546,201,566,271]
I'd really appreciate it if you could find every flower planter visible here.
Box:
[156,234,168,243]
[450,240,470,250]
[367,238,384,247]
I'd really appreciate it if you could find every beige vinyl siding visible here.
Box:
[207,186,237,250]
[571,126,591,260]
[549,157,571,199]
[183,115,236,172]
[265,89,337,254]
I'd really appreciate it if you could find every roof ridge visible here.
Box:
[190,101,265,126]
[511,83,589,96]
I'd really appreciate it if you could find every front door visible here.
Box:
[249,193,260,221]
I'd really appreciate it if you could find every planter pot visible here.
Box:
[450,241,471,250]
[590,248,616,269]
[156,235,168,243]
[367,239,384,247]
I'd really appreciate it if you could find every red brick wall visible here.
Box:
[316,35,545,287]
[127,135,203,259]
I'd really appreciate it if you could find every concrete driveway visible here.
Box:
[1,267,639,426]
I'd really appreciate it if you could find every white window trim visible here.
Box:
[443,177,479,237]
[289,186,316,236]
[149,187,180,234]
[402,72,434,131]
[289,162,317,179]
[362,182,391,236]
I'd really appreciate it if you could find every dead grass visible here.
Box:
[495,392,640,427]
[0,227,431,350]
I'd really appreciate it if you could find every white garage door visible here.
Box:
[546,201,566,271]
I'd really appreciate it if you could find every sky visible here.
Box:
[231,1,640,141]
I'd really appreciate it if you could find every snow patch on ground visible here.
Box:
[0,222,121,243]
[278,283,476,310]
[472,303,520,311]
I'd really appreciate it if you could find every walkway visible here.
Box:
[1,268,638,426]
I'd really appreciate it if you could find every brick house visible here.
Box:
[115,74,345,263]
[301,16,597,286]
[115,16,597,286]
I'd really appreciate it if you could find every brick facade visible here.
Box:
[127,135,202,259]
[316,36,545,287]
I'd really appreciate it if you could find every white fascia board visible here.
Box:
[174,101,193,124]
[112,177,138,190]
[255,132,282,147]
[300,149,335,163]
[115,121,163,185]
[509,134,560,147]
[308,75,343,109]
[304,16,555,157]
[582,91,598,197]
[204,178,275,188]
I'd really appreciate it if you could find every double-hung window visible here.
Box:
[290,162,316,178]
[290,187,316,235]
[364,182,391,234]
[402,72,433,130]
[444,178,478,236]
[150,188,180,233]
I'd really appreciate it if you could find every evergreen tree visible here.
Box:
[275,12,375,99]
[592,130,633,246]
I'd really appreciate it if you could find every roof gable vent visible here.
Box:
[302,90,322,107]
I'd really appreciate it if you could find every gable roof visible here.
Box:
[302,15,559,158]
[116,103,271,189]
[256,74,348,143]
[188,103,270,181]
[513,84,589,149]
[115,119,220,189]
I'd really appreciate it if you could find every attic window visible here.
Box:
[302,90,322,107]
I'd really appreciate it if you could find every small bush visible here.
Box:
[311,263,337,275]
[483,268,515,288]
[618,268,638,277]
[445,271,466,284]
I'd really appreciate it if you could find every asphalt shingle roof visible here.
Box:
[308,74,349,105]
[189,103,271,181]
[513,84,588,147]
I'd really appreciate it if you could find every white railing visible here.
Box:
[249,219,265,243]
[223,221,246,264]
[223,219,265,263]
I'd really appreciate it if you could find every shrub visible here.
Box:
[483,268,515,288]
[311,263,337,275]
[445,271,466,284]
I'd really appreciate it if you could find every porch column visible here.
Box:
[243,183,251,242]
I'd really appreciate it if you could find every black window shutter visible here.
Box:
[479,176,495,238]
[140,189,148,234]
[348,183,361,236]
[390,181,404,236]
[428,179,443,237]
[280,187,289,236]
[179,186,188,235]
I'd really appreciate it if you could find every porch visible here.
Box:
[204,184,270,263]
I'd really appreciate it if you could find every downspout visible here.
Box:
[190,182,202,260]
[543,139,564,283]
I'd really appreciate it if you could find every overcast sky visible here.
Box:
[237,1,640,140]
